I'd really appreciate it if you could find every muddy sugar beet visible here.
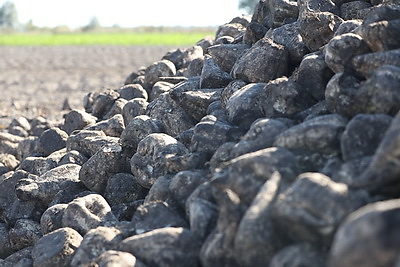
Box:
[1,0,400,266]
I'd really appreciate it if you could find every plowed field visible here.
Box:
[0,45,175,126]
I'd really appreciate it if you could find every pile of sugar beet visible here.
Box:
[1,0,400,266]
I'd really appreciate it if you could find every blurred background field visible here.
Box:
[0,0,257,125]
[0,45,177,127]
[0,30,215,46]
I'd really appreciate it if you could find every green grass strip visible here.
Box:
[0,32,214,46]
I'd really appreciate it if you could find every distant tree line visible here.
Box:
[0,0,259,32]
[0,1,102,32]
[239,0,259,13]
[0,1,18,29]
[82,17,101,32]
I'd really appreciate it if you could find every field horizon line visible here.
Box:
[0,31,215,46]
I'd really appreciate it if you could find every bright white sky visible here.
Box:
[1,0,244,28]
